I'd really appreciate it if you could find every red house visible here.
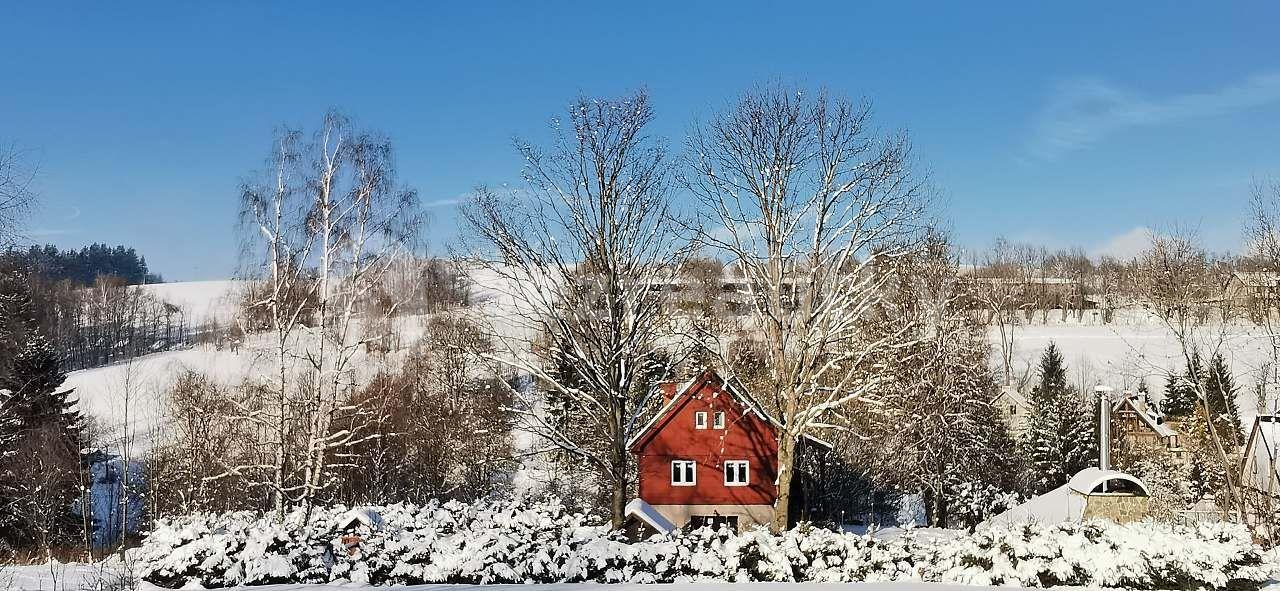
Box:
[624,370,829,534]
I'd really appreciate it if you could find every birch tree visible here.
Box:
[973,239,1040,386]
[684,83,929,531]
[234,111,422,515]
[461,90,689,528]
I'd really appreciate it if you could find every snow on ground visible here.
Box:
[138,280,245,327]
[1,560,130,591]
[0,562,1031,591]
[66,312,425,451]
[136,584,1026,591]
[1004,321,1278,424]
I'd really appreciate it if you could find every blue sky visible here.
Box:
[3,2,1279,280]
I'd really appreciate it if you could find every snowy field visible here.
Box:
[65,280,422,450]
[137,280,245,327]
[1006,322,1278,424]
[66,277,1280,455]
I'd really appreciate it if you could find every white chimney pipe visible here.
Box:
[1095,385,1114,473]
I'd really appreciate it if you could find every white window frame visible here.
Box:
[694,411,708,429]
[671,460,697,486]
[724,460,749,487]
[713,411,726,429]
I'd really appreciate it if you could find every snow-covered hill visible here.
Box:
[138,279,245,327]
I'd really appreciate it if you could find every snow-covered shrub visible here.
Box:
[132,497,1276,590]
[949,482,1022,528]
[922,520,1273,589]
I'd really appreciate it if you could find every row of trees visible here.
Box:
[3,243,161,286]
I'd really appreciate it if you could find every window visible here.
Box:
[694,411,708,429]
[671,460,696,486]
[724,460,749,486]
[713,411,726,429]
[689,515,738,531]
[1009,405,1017,415]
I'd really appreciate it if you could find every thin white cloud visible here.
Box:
[1091,226,1151,259]
[1029,72,1280,160]
[423,197,463,208]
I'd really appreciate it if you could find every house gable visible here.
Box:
[630,370,781,507]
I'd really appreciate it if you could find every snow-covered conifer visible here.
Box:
[1021,343,1096,494]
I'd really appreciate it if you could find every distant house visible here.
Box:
[625,370,830,535]
[1111,391,1187,463]
[1224,271,1280,312]
[992,385,1031,436]
[1241,415,1280,498]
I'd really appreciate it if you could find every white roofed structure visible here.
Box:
[983,468,1150,527]
[1241,415,1280,496]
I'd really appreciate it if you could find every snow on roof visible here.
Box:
[625,498,675,535]
[982,468,1148,527]
[983,481,1083,527]
[1232,271,1280,288]
[1068,467,1149,496]
[1245,415,1280,491]
[1113,394,1177,439]
[337,507,385,531]
[992,385,1027,407]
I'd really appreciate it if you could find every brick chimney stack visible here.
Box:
[658,381,679,404]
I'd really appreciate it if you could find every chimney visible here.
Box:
[1095,385,1114,472]
[658,381,680,404]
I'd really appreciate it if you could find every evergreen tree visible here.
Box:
[1182,406,1230,507]
[1022,342,1097,494]
[1203,353,1244,447]
[1162,352,1203,418]
[0,266,85,549]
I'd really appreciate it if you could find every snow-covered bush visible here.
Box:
[949,482,1023,528]
[921,520,1273,589]
[132,496,1276,590]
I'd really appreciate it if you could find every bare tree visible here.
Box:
[1245,178,1280,410]
[972,238,1039,384]
[461,90,689,528]
[0,144,37,246]
[1132,228,1243,517]
[684,83,929,531]
[232,111,422,515]
[871,236,1015,527]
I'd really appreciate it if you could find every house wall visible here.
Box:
[650,503,774,532]
[634,378,778,507]
[992,391,1029,435]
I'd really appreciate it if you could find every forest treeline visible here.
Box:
[3,243,161,286]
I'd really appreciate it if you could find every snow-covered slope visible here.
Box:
[139,280,245,326]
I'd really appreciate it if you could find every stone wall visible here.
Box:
[1082,494,1149,523]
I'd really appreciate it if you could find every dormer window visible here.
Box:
[713,411,726,429]
[694,412,708,429]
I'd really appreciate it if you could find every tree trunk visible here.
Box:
[773,434,797,532]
